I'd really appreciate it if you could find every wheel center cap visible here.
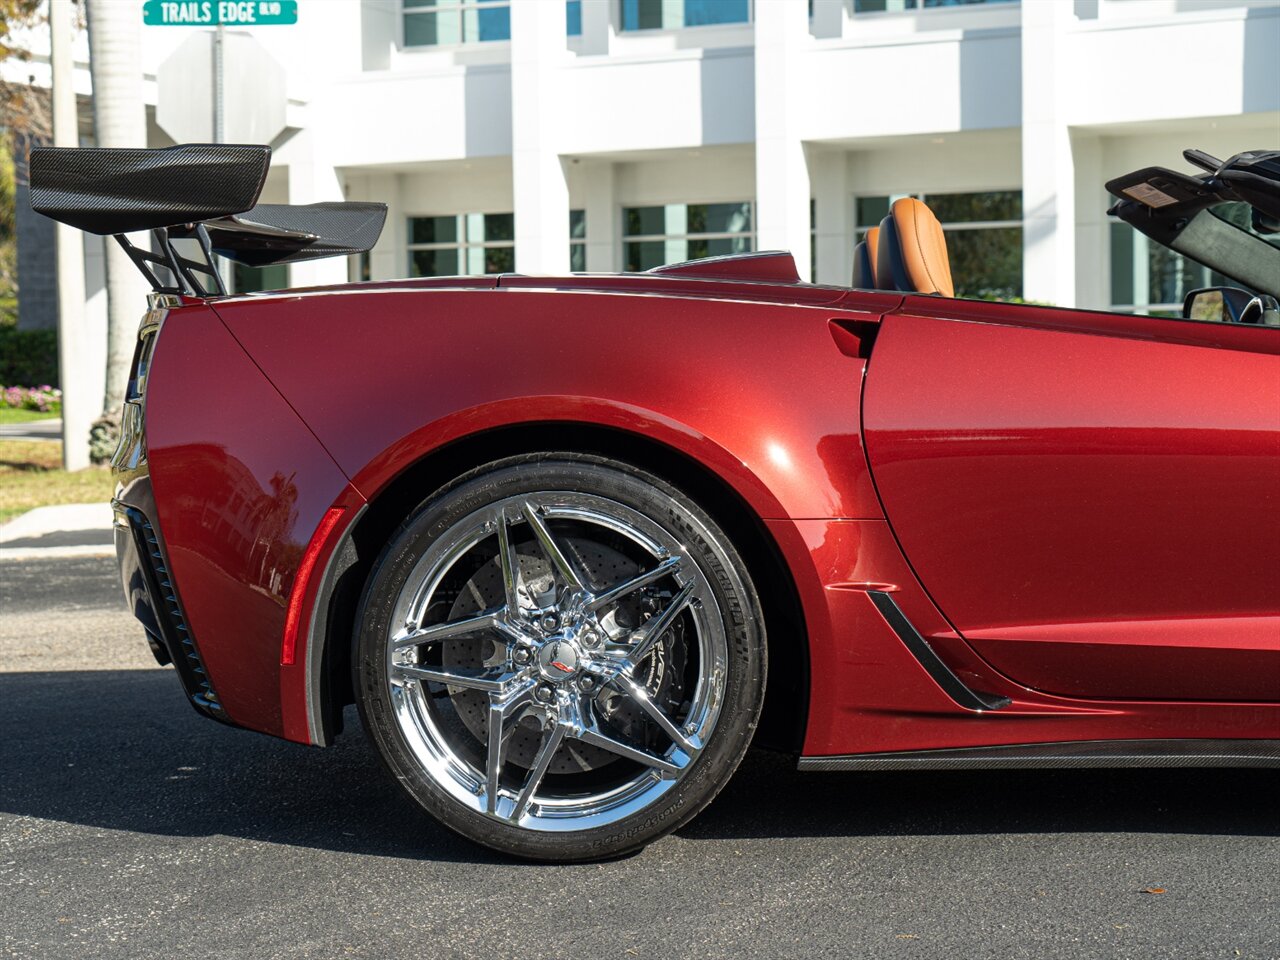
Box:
[537,638,581,681]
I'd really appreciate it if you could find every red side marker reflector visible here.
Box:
[281,506,346,666]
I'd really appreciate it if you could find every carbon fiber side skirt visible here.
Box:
[797,739,1280,771]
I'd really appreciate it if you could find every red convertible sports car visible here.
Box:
[31,144,1280,860]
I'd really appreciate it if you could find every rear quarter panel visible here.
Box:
[213,287,888,521]
[145,305,355,736]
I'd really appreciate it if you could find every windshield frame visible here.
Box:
[1106,151,1280,301]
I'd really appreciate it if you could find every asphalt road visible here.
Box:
[2,557,1277,960]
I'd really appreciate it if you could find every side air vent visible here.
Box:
[127,508,222,716]
[868,590,1010,713]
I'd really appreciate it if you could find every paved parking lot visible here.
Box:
[2,556,1277,960]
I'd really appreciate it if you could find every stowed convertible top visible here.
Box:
[29,143,386,295]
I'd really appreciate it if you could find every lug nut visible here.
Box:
[535,684,555,703]
[578,676,595,693]
[540,613,559,632]
[513,647,532,665]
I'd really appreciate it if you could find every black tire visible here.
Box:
[354,453,765,861]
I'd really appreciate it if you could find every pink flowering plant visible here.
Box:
[1,385,63,413]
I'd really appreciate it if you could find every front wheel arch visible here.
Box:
[308,422,809,756]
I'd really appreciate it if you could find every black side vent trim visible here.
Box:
[868,590,1010,713]
[126,508,223,718]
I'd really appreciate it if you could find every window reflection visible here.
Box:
[620,0,750,31]
[623,202,754,271]
[408,213,516,277]
[855,191,1022,300]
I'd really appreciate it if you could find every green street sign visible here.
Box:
[142,1,298,26]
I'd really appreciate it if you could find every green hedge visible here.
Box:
[0,327,59,387]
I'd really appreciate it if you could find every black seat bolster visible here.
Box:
[876,212,907,292]
[852,241,874,289]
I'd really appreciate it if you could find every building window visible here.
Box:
[570,209,586,271]
[407,213,515,276]
[1109,222,1229,316]
[623,202,753,271]
[810,197,816,282]
[403,0,511,47]
[854,0,1017,11]
[348,251,372,284]
[233,263,289,294]
[620,0,750,32]
[403,0,583,44]
[855,190,1021,300]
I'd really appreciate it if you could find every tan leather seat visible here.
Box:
[875,198,954,298]
[851,225,879,289]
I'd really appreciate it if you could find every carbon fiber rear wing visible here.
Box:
[29,143,386,296]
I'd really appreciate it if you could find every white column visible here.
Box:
[810,0,844,40]
[367,172,403,282]
[284,131,349,288]
[50,0,92,471]
[80,238,108,420]
[1072,132,1108,311]
[511,1,570,274]
[579,0,612,56]
[811,148,850,286]
[1021,0,1076,307]
[1132,232,1150,309]
[583,161,617,272]
[753,0,812,281]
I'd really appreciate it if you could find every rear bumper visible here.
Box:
[109,295,229,725]
[113,478,226,724]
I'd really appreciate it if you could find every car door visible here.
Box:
[861,297,1280,702]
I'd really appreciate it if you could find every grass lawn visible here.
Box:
[0,408,60,424]
[0,440,115,525]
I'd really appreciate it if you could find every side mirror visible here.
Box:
[1183,286,1279,324]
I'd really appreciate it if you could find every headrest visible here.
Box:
[852,226,879,289]
[875,198,953,298]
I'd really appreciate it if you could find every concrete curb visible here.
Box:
[0,544,116,561]
[0,502,115,562]
[0,418,62,442]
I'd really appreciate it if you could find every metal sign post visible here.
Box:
[212,22,228,291]
[145,1,296,291]
[214,23,225,142]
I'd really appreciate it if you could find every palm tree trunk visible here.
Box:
[86,0,148,416]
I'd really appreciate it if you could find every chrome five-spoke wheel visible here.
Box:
[356,456,765,860]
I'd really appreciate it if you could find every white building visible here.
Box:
[11,0,1280,321]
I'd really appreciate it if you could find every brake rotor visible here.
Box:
[439,533,687,773]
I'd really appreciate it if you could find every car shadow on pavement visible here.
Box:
[0,669,507,865]
[683,746,1280,842]
[3,669,1277,862]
